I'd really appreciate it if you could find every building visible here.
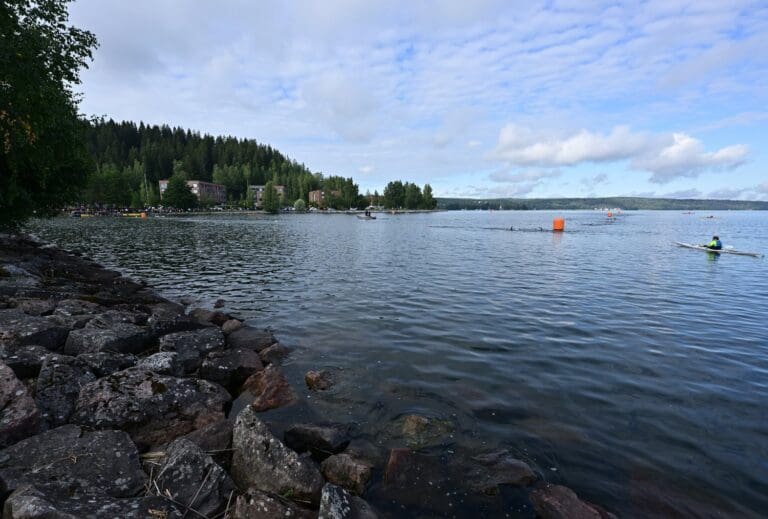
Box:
[159,180,226,204]
[248,185,285,208]
[308,189,341,207]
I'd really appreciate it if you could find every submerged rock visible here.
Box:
[284,423,351,461]
[259,341,290,365]
[318,483,378,519]
[71,368,229,450]
[35,354,96,428]
[226,325,275,352]
[321,454,372,496]
[154,438,236,517]
[530,483,616,519]
[233,488,315,519]
[242,365,298,411]
[0,361,41,448]
[231,405,324,505]
[0,424,146,498]
[305,369,334,391]
[468,450,537,494]
[3,484,181,519]
[398,413,453,448]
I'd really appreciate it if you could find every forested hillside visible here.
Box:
[82,119,360,208]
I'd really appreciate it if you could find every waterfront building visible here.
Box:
[158,180,226,204]
[248,185,286,208]
[308,189,341,207]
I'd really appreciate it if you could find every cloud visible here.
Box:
[488,169,560,183]
[581,173,608,187]
[706,187,747,199]
[359,165,374,174]
[493,125,748,183]
[757,182,768,194]
[660,189,703,199]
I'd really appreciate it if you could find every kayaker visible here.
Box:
[705,236,722,250]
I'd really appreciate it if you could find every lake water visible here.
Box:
[28,211,768,517]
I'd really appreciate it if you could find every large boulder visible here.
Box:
[242,365,298,411]
[63,312,151,355]
[318,483,378,519]
[48,298,104,329]
[0,309,69,350]
[226,325,275,352]
[467,450,536,494]
[35,354,97,428]
[529,483,616,519]
[174,419,233,468]
[233,489,315,519]
[154,439,236,518]
[137,351,185,376]
[0,361,40,448]
[158,328,225,373]
[76,351,137,377]
[320,454,372,496]
[231,405,324,505]
[305,369,334,391]
[147,301,206,337]
[284,423,351,461]
[0,424,146,498]
[15,298,56,317]
[0,344,52,379]
[259,342,290,365]
[71,368,230,450]
[199,347,263,390]
[3,484,181,519]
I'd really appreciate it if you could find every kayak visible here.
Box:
[674,242,763,258]
[357,215,376,220]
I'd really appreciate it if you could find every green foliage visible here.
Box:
[383,181,405,209]
[162,175,197,210]
[293,198,307,212]
[0,0,98,228]
[243,188,255,209]
[422,184,437,209]
[262,181,279,213]
[383,181,435,209]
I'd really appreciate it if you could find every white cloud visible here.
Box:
[359,165,374,174]
[488,169,560,183]
[493,125,748,183]
[661,189,703,199]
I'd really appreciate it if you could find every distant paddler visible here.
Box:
[704,235,722,250]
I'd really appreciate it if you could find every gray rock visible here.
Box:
[199,347,263,390]
[137,351,184,376]
[468,450,536,494]
[0,309,69,350]
[63,314,151,356]
[213,299,225,309]
[305,369,334,391]
[530,483,616,519]
[147,301,206,337]
[71,368,230,450]
[49,298,104,329]
[398,413,453,448]
[155,439,236,517]
[321,454,372,495]
[3,483,181,519]
[221,318,243,335]
[0,344,52,379]
[242,365,298,411]
[259,342,290,365]
[226,325,275,352]
[175,419,233,468]
[231,405,324,505]
[319,483,378,519]
[158,328,226,373]
[0,424,146,498]
[76,351,137,377]
[233,489,315,519]
[35,354,96,428]
[16,298,57,317]
[0,361,41,448]
[189,308,229,327]
[284,423,351,461]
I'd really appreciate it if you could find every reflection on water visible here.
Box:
[28,211,768,517]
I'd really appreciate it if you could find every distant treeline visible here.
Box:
[437,197,768,211]
[81,119,363,208]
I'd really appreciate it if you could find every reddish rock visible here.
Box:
[305,369,333,391]
[242,365,298,411]
[321,453,372,495]
[221,318,243,335]
[259,342,290,365]
[0,361,40,448]
[200,347,263,390]
[530,483,616,519]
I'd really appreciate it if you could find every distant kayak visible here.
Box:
[675,242,763,258]
[357,215,376,220]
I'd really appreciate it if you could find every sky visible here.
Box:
[69,0,768,199]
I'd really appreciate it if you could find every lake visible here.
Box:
[28,210,768,517]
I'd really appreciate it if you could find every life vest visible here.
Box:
[708,239,722,250]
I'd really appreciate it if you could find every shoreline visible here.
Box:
[1,233,615,518]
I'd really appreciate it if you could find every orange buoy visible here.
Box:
[607,211,613,217]
[553,217,565,232]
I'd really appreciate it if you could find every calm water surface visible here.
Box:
[28,211,768,517]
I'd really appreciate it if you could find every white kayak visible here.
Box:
[675,242,763,258]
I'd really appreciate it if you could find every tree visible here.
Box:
[262,181,279,213]
[162,175,197,209]
[404,182,423,209]
[1,0,98,228]
[422,184,436,209]
[293,198,307,212]
[383,181,405,209]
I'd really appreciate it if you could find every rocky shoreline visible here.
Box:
[1,233,616,518]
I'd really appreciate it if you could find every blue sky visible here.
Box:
[70,0,768,199]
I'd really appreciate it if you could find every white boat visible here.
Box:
[674,242,763,258]
[357,215,376,220]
